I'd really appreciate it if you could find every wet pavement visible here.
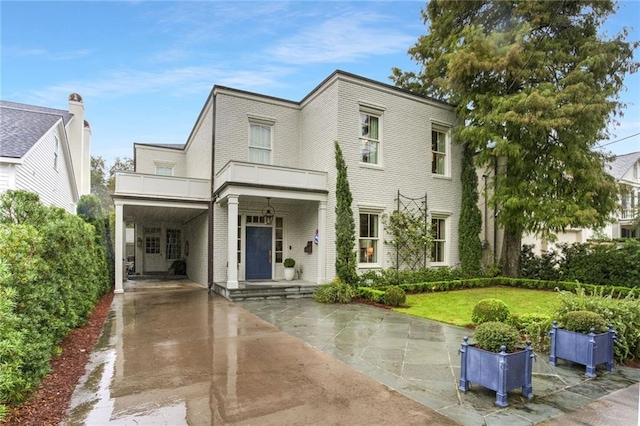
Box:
[66,282,640,425]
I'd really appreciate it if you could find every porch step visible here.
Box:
[212,283,318,301]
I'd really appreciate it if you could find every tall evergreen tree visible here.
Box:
[334,141,358,284]
[459,143,483,276]
[392,0,637,276]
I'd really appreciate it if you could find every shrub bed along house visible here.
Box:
[0,191,111,416]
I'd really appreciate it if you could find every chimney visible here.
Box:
[67,93,90,196]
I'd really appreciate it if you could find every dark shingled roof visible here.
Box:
[607,151,640,181]
[0,100,74,159]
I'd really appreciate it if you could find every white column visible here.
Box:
[226,195,239,289]
[114,202,124,294]
[317,200,327,284]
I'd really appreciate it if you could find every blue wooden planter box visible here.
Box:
[458,337,535,407]
[548,322,616,378]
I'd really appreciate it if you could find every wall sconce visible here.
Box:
[262,197,275,225]
[137,237,142,247]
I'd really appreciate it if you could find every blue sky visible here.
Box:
[2,1,639,167]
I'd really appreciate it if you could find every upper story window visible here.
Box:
[360,112,380,165]
[359,212,380,265]
[155,165,173,176]
[249,123,272,165]
[432,129,448,176]
[634,162,639,180]
[53,136,59,170]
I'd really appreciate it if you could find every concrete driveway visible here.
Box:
[65,283,455,425]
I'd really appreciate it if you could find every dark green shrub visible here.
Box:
[474,321,520,353]
[356,287,385,303]
[382,286,406,307]
[471,298,510,325]
[508,313,552,352]
[314,279,354,304]
[170,259,187,275]
[562,310,608,334]
[283,258,295,268]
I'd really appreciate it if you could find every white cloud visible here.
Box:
[267,11,415,65]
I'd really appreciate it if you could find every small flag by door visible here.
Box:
[314,229,319,244]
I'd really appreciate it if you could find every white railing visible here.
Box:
[115,172,210,201]
[214,161,327,193]
[619,208,638,221]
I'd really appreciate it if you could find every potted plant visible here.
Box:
[459,321,535,407]
[548,310,615,378]
[283,258,295,281]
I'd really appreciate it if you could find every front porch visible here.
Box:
[212,279,320,301]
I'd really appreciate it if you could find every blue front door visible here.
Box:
[246,227,272,280]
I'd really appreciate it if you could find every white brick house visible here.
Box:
[0,94,92,213]
[113,71,462,296]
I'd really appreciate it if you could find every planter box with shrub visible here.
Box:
[458,322,535,407]
[549,319,616,378]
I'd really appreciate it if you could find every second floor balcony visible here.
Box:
[214,161,328,194]
[114,172,210,201]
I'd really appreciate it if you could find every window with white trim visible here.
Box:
[431,216,446,263]
[53,136,59,170]
[359,213,379,264]
[432,129,448,175]
[360,112,380,165]
[249,123,272,164]
[155,165,173,176]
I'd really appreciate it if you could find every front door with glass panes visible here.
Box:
[144,226,165,272]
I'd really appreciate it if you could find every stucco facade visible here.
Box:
[113,71,463,295]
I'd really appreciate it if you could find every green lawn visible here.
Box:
[393,286,560,327]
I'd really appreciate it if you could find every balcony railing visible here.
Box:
[619,208,638,221]
[214,161,327,193]
[114,172,210,201]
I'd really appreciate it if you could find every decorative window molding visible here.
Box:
[248,122,272,165]
[359,111,382,165]
[358,211,381,266]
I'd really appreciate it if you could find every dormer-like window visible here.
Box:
[155,163,174,176]
[249,122,272,165]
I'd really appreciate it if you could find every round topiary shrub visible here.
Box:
[562,310,608,334]
[313,279,354,304]
[471,298,510,325]
[382,286,406,307]
[474,321,520,353]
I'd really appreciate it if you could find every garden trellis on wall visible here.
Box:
[390,190,429,270]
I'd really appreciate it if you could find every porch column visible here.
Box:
[114,202,124,294]
[227,195,239,289]
[317,200,327,284]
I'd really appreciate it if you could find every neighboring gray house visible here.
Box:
[0,94,92,213]
[113,71,462,296]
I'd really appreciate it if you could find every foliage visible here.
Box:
[356,287,385,304]
[313,279,354,304]
[169,259,187,275]
[520,240,640,287]
[556,286,640,362]
[382,286,406,307]
[91,155,134,212]
[471,299,510,325]
[77,195,114,288]
[562,310,608,334]
[107,156,134,193]
[283,258,295,268]
[458,143,483,276]
[393,1,636,276]
[382,210,431,270]
[507,313,553,352]
[0,191,110,406]
[474,322,520,353]
[358,266,464,287]
[334,141,358,285]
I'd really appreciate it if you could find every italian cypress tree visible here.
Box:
[458,143,483,276]
[334,141,358,285]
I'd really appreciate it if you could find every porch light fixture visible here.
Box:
[262,197,275,225]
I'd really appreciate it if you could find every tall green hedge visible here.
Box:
[0,190,110,411]
[458,143,482,276]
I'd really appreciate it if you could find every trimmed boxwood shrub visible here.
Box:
[474,321,520,353]
[471,299,510,325]
[382,286,406,307]
[314,279,354,304]
[356,287,385,303]
[562,310,608,334]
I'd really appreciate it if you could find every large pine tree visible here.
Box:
[392,0,638,276]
